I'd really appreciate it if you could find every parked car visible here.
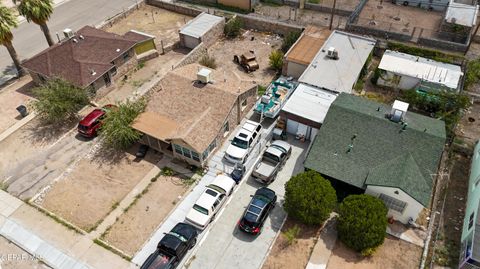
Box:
[185,175,236,230]
[77,104,116,138]
[224,120,262,164]
[140,223,197,269]
[252,140,291,184]
[230,163,246,184]
[238,187,277,235]
[233,51,259,73]
[136,144,150,158]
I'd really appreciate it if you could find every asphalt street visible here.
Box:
[0,0,139,84]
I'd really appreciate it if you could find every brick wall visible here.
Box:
[418,37,468,53]
[237,14,304,36]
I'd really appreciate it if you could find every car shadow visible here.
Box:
[74,133,92,142]
[231,224,257,243]
[267,200,287,234]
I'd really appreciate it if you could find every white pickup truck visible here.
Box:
[224,120,262,164]
[252,140,291,184]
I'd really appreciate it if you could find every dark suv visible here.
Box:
[238,187,277,235]
[140,223,198,269]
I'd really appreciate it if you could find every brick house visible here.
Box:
[22,26,139,93]
[132,63,258,167]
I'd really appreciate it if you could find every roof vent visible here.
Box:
[116,48,120,52]
[90,69,96,76]
[63,28,74,39]
[197,68,212,84]
[72,38,78,43]
[327,47,339,60]
[390,100,409,123]
[79,35,85,40]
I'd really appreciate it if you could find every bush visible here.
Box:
[337,194,388,255]
[224,16,243,38]
[284,171,337,225]
[99,98,146,150]
[465,59,480,90]
[269,50,284,72]
[281,31,301,53]
[32,78,90,124]
[370,68,381,85]
[283,225,301,246]
[199,54,217,69]
[387,42,463,64]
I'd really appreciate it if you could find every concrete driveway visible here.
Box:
[183,136,309,269]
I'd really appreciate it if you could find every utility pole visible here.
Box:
[329,0,337,30]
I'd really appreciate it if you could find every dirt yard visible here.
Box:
[0,76,35,134]
[208,30,282,87]
[358,0,443,36]
[262,217,322,269]
[101,174,189,256]
[0,236,50,269]
[327,236,422,269]
[456,101,480,147]
[105,5,192,48]
[39,145,163,231]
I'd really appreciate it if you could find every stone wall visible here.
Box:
[345,24,412,42]
[174,42,208,69]
[418,37,468,53]
[201,16,226,47]
[304,3,351,17]
[146,0,203,17]
[237,14,304,36]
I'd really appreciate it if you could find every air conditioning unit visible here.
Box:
[327,47,339,60]
[63,28,74,39]
[197,68,212,84]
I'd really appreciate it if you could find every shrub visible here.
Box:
[284,171,337,225]
[387,42,463,64]
[32,78,90,124]
[269,50,284,72]
[257,85,267,96]
[283,225,301,246]
[224,16,243,38]
[370,68,381,85]
[281,31,301,53]
[465,59,480,90]
[199,54,217,69]
[337,194,388,256]
[99,98,146,150]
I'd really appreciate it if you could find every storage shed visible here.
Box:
[179,13,225,49]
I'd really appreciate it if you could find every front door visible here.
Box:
[103,73,111,86]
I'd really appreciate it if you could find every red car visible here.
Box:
[77,105,115,138]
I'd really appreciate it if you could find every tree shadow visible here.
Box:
[22,117,78,146]
[15,80,37,98]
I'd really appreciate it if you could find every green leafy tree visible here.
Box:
[281,31,301,53]
[17,0,54,46]
[0,5,23,76]
[32,78,89,123]
[269,50,284,73]
[284,171,337,225]
[99,98,146,150]
[224,16,243,38]
[337,194,388,256]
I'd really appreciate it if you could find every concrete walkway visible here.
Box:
[0,190,135,269]
[306,215,338,269]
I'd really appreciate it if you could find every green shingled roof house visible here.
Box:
[459,142,480,269]
[305,93,446,224]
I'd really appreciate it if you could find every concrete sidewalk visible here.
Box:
[306,215,338,269]
[0,190,135,269]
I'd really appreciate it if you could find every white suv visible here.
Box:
[224,120,262,164]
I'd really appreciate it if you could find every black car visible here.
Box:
[238,187,277,235]
[140,223,198,269]
[136,144,149,158]
[230,163,246,184]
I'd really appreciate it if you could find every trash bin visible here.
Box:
[16,105,28,117]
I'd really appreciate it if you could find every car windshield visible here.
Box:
[263,152,279,164]
[232,137,248,149]
[193,204,209,215]
[271,144,287,154]
[168,231,187,242]
[205,189,218,197]
[78,124,89,131]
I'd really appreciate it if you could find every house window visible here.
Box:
[182,147,192,159]
[111,65,117,76]
[379,193,407,213]
[202,150,209,160]
[241,99,247,111]
[191,151,200,162]
[223,122,229,137]
[475,176,480,188]
[469,213,475,230]
[123,51,130,61]
[174,144,182,155]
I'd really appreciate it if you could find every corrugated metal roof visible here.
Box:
[445,0,478,27]
[298,30,376,94]
[378,50,463,90]
[180,13,224,39]
[281,83,337,124]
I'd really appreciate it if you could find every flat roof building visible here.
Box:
[445,0,479,27]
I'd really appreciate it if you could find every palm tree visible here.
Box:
[0,5,24,76]
[17,0,54,46]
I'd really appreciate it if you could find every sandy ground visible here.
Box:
[252,4,347,30]
[262,217,321,269]
[209,31,282,87]
[327,236,422,269]
[102,175,189,256]
[105,5,192,48]
[456,101,480,147]
[358,0,443,36]
[0,76,35,134]
[40,145,163,231]
[0,236,50,269]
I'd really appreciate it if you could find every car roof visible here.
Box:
[209,175,235,193]
[271,140,291,152]
[255,187,276,201]
[170,222,197,239]
[243,120,260,133]
[244,196,269,223]
[265,146,284,157]
[195,190,219,209]
[79,109,104,126]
